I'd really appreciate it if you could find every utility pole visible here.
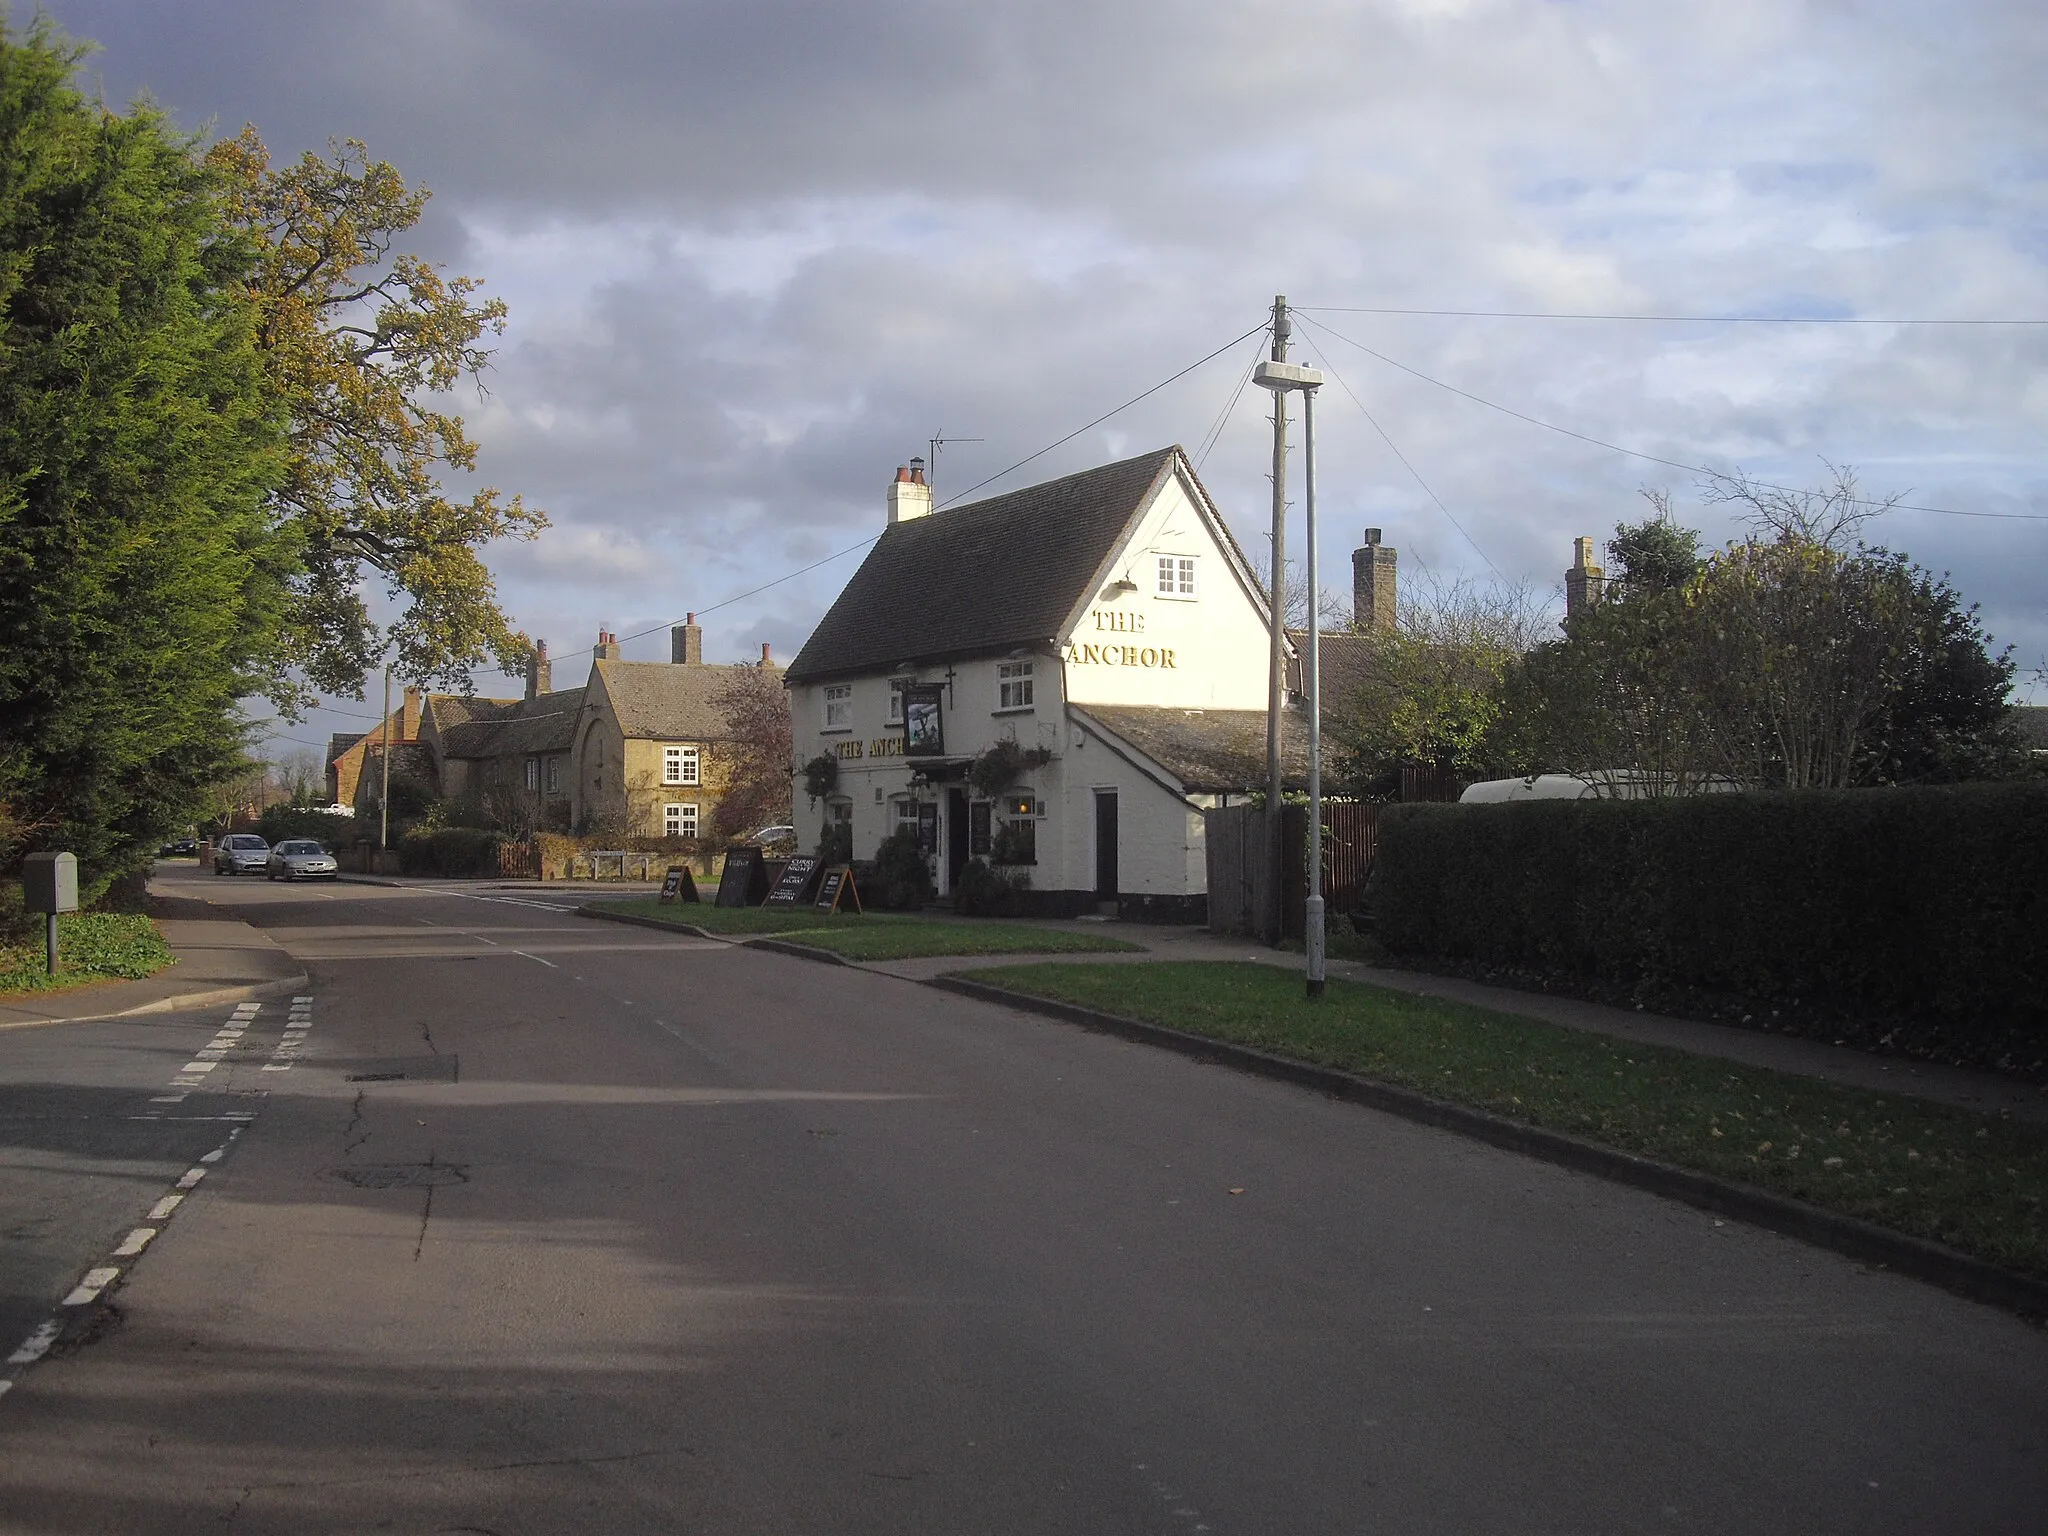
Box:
[1263,294,1290,946]
[380,664,393,853]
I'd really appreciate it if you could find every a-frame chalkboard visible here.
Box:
[658,865,700,904]
[714,846,769,908]
[812,865,862,915]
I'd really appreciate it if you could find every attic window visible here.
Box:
[1156,555,1197,599]
[663,745,700,786]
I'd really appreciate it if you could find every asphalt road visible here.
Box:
[1,867,2044,1533]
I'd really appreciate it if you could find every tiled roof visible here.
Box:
[427,694,520,733]
[595,661,755,740]
[437,688,586,758]
[1291,631,1390,713]
[1073,704,1308,793]
[785,448,1187,683]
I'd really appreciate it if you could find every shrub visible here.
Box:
[990,819,1036,866]
[953,857,1031,916]
[869,827,933,911]
[817,819,853,865]
[256,806,360,846]
[802,753,838,801]
[1373,780,2048,1074]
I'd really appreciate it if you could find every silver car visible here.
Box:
[214,834,270,875]
[266,839,338,881]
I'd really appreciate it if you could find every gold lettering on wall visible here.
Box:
[1061,642,1176,669]
[1090,608,1146,633]
[834,740,864,760]
[869,735,906,757]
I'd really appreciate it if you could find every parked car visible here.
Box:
[744,825,798,853]
[266,839,339,881]
[158,837,198,857]
[214,834,271,875]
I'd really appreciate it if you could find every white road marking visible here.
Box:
[514,951,558,967]
[261,1063,292,1071]
[176,1168,206,1189]
[62,1268,119,1306]
[149,1094,188,1104]
[179,1062,217,1074]
[148,1194,184,1220]
[7,1322,60,1365]
[111,1228,157,1257]
[199,1148,224,1163]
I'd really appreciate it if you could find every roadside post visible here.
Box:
[23,851,79,977]
[1252,351,1327,998]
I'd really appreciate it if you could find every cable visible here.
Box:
[1193,335,1267,473]
[1296,330,1505,583]
[1296,305,2048,325]
[538,316,1278,671]
[1295,314,2048,523]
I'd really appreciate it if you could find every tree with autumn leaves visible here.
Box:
[0,20,542,889]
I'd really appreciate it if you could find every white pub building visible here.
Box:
[784,446,1307,920]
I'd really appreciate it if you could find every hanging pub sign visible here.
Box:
[658,864,700,904]
[763,854,824,909]
[902,684,946,756]
[813,865,862,914]
[715,846,770,908]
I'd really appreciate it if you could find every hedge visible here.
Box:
[398,826,505,877]
[1373,780,2048,1074]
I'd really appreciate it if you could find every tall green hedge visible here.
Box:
[1374,781,2048,1071]
[398,826,503,877]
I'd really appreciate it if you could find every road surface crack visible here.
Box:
[341,1089,370,1155]
[414,1152,441,1261]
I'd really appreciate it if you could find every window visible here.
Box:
[887,681,907,725]
[524,757,540,791]
[997,661,1034,711]
[663,745,700,786]
[545,757,561,794]
[969,801,992,856]
[1156,554,1197,598]
[823,684,853,731]
[664,802,698,838]
[891,796,917,835]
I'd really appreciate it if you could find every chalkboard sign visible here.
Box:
[813,865,862,914]
[658,864,699,904]
[764,854,823,909]
[715,846,769,908]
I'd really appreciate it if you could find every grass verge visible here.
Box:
[963,961,2048,1280]
[0,914,175,999]
[596,900,1142,962]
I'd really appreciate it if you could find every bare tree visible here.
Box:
[1249,552,1348,630]
[1697,460,1901,550]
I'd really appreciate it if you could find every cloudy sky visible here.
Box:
[53,0,2048,756]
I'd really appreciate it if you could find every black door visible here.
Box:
[947,788,970,889]
[1094,790,1119,899]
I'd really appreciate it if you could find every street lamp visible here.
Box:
[1253,354,1328,998]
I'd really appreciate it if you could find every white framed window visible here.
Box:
[1156,554,1197,598]
[823,684,853,731]
[997,661,1034,711]
[887,681,907,725]
[524,757,540,791]
[664,802,698,838]
[663,745,700,786]
[891,796,917,834]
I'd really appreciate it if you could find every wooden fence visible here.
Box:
[1204,800,1379,940]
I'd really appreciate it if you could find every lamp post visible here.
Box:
[1252,354,1326,998]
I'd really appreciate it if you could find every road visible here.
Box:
[1,866,2044,1533]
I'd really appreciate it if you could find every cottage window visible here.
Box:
[997,661,1034,711]
[545,757,561,794]
[1156,554,1197,598]
[664,802,699,838]
[663,745,700,786]
[524,757,540,791]
[823,684,853,731]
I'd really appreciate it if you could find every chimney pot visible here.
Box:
[1352,529,1398,632]
[887,459,935,525]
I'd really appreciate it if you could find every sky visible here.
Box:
[48,0,2048,760]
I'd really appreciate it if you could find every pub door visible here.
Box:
[946,788,970,891]
[1094,790,1119,899]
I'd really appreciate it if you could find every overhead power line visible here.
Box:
[1295,314,2048,523]
[1296,305,2048,325]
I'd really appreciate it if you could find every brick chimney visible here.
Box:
[1352,528,1397,632]
[401,686,423,740]
[759,641,774,667]
[525,638,552,699]
[672,614,702,666]
[595,629,622,662]
[1566,537,1605,617]
[886,457,932,525]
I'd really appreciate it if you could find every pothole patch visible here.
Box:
[332,1162,470,1190]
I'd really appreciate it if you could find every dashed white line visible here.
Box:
[7,1322,60,1366]
[111,1228,157,1258]
[148,1194,185,1221]
[514,951,558,968]
[175,1168,207,1190]
[62,1268,120,1307]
